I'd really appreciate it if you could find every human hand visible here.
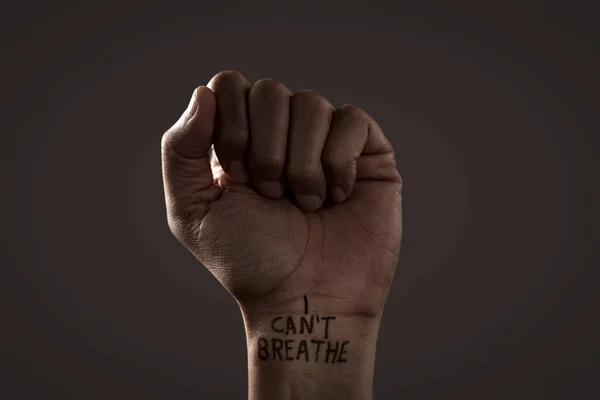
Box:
[161,71,403,399]
[162,70,402,318]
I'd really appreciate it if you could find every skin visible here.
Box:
[161,71,403,399]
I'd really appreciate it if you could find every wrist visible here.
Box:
[240,296,382,400]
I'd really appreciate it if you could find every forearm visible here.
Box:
[241,300,382,400]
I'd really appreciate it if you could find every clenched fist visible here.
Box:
[161,71,402,322]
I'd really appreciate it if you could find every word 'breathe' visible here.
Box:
[258,337,349,363]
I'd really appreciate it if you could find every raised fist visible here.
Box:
[161,71,403,321]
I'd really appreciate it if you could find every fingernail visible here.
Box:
[257,181,284,199]
[330,186,347,203]
[296,194,322,211]
[229,160,248,183]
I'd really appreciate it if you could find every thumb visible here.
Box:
[161,86,222,232]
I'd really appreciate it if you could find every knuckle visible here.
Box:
[209,70,249,89]
[251,78,291,98]
[293,90,333,112]
[337,103,368,123]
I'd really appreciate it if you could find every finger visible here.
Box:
[161,86,221,229]
[207,70,252,183]
[287,90,334,211]
[248,78,292,199]
[322,104,400,203]
[355,116,401,183]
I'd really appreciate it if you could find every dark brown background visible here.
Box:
[1,1,598,399]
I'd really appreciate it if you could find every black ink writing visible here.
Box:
[257,295,351,363]
[272,338,283,361]
[257,337,350,364]
[258,337,269,360]
[271,316,284,333]
[299,315,314,334]
[321,316,336,339]
[310,339,325,362]
[269,314,336,338]
[286,316,297,335]
[285,340,294,360]
[325,340,339,363]
[296,339,309,361]
[337,341,349,363]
